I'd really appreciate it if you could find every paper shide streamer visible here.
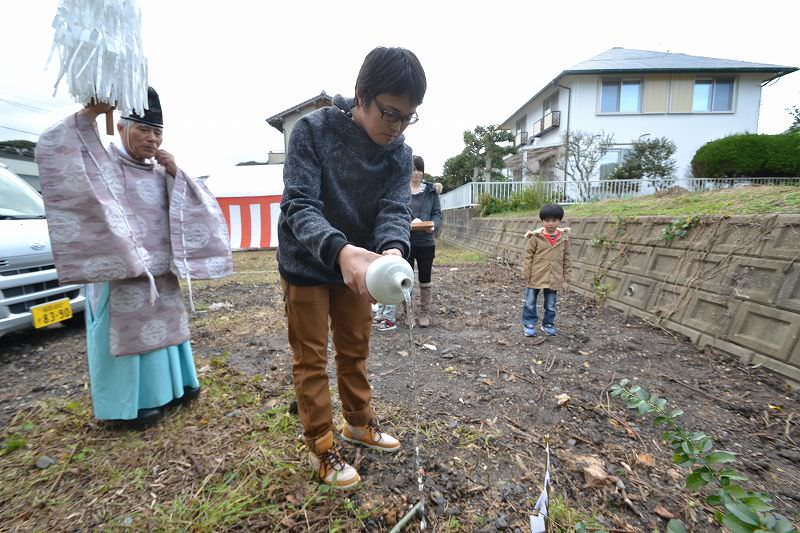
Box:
[48,0,149,117]
[529,440,551,533]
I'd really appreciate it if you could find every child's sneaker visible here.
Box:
[375,318,396,332]
[541,324,557,336]
[523,325,537,337]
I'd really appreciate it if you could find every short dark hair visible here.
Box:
[539,203,564,220]
[413,155,425,172]
[355,47,427,108]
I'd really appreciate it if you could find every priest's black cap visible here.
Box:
[127,87,163,127]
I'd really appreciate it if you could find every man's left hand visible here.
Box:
[155,149,177,177]
[382,248,403,257]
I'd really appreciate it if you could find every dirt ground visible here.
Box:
[1,248,799,532]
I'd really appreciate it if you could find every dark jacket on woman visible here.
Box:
[410,181,442,248]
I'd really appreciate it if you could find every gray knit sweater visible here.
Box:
[277,95,413,285]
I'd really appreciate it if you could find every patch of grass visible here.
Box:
[1,435,26,455]
[452,424,503,447]
[191,250,279,288]
[436,242,486,264]
[0,363,374,531]
[564,185,800,217]
[547,494,596,532]
[481,185,800,218]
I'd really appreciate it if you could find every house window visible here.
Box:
[601,80,641,113]
[598,149,629,179]
[543,93,558,116]
[692,78,734,112]
[515,115,527,134]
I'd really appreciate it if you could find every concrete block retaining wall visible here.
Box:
[441,208,800,385]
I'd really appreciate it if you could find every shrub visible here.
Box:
[691,133,800,179]
[608,136,677,191]
[477,186,547,216]
[507,186,546,212]
[478,194,509,216]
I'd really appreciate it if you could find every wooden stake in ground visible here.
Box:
[47,0,150,133]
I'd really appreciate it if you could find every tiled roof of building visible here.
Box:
[266,91,333,132]
[565,47,796,74]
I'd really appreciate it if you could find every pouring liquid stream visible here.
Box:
[403,287,427,530]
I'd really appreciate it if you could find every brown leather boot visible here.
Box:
[418,283,432,327]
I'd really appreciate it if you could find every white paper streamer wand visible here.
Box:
[47,0,150,133]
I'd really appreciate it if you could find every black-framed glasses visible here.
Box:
[372,95,419,125]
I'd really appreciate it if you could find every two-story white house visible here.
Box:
[500,47,797,182]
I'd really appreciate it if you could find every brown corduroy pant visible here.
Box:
[281,278,374,449]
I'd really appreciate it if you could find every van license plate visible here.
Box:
[31,298,73,329]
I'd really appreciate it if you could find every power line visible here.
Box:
[0,92,76,116]
[0,125,40,136]
[0,98,57,114]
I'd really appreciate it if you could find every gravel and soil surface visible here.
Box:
[1,246,798,532]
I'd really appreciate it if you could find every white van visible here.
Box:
[0,163,85,338]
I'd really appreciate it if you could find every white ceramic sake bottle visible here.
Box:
[365,255,414,304]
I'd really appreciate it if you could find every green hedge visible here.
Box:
[691,132,800,178]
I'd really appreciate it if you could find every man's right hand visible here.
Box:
[81,100,115,120]
[337,244,381,303]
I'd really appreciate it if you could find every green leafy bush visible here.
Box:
[608,136,677,190]
[507,186,546,212]
[477,186,546,216]
[477,194,508,216]
[691,133,800,179]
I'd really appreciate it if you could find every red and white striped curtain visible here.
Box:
[216,195,282,250]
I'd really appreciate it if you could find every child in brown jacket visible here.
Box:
[522,204,571,337]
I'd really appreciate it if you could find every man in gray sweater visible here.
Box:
[278,46,426,489]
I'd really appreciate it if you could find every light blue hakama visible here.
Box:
[85,282,200,420]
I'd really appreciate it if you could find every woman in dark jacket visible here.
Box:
[408,155,442,327]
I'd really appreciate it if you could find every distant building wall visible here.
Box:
[441,209,800,385]
[267,151,285,165]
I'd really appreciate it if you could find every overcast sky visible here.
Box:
[2,0,798,178]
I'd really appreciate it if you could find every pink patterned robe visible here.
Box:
[35,111,233,355]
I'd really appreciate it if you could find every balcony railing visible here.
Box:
[531,110,561,137]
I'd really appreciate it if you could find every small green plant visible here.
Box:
[662,216,699,242]
[609,379,799,533]
[1,435,27,455]
[592,278,614,302]
[446,516,461,530]
[589,236,607,248]
[611,215,629,237]
[548,495,596,532]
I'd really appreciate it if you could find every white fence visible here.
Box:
[439,177,800,210]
